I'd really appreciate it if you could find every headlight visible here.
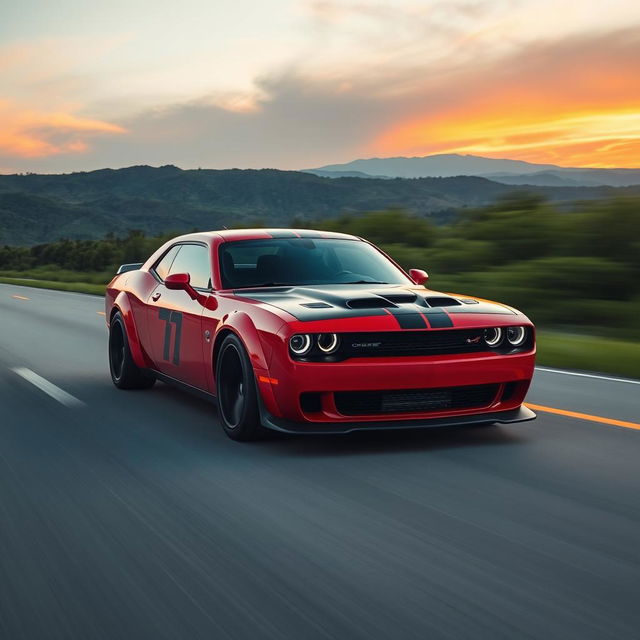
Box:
[317,333,339,354]
[289,334,312,356]
[484,327,503,347]
[506,326,527,346]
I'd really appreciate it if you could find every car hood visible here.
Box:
[233,284,520,327]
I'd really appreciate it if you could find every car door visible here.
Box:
[146,242,211,389]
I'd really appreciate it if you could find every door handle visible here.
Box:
[152,292,161,301]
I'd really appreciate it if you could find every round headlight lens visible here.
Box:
[317,333,339,354]
[289,334,312,356]
[484,327,503,347]
[507,326,527,346]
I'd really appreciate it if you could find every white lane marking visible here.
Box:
[535,367,640,386]
[11,367,85,407]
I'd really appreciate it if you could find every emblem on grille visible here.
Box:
[351,342,382,348]
[466,335,482,344]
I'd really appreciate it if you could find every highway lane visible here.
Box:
[0,282,639,639]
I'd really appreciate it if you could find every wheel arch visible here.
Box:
[212,327,237,375]
[210,311,285,421]
[110,292,149,369]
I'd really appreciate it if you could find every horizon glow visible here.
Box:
[1,0,640,172]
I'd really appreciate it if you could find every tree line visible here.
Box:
[1,194,638,338]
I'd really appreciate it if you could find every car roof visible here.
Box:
[176,228,362,242]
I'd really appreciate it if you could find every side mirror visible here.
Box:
[409,268,429,285]
[165,272,198,300]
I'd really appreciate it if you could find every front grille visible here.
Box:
[334,384,498,416]
[344,329,488,359]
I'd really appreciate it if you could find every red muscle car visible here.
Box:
[105,229,536,440]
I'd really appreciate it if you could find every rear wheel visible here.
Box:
[109,311,155,389]
[216,334,263,441]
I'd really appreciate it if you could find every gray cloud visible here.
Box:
[4,25,640,173]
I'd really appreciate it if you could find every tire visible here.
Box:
[109,311,156,390]
[215,333,264,441]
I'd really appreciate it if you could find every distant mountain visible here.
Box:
[308,154,640,187]
[2,165,639,245]
[304,169,392,179]
[309,154,561,179]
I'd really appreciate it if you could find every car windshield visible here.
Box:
[218,237,412,289]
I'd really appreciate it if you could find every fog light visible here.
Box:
[290,334,312,356]
[484,327,503,347]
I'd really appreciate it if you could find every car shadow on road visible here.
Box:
[261,423,527,458]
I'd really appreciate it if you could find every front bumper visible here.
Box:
[259,404,536,434]
[257,349,536,428]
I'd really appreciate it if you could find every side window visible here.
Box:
[152,245,180,281]
[168,244,212,289]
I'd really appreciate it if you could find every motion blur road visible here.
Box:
[1,283,639,639]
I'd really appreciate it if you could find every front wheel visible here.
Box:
[215,334,264,441]
[109,311,155,390]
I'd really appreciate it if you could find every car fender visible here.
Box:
[213,311,284,417]
[112,291,151,369]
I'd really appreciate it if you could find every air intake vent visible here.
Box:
[300,302,332,308]
[381,293,417,304]
[335,384,499,415]
[346,298,395,309]
[423,296,461,308]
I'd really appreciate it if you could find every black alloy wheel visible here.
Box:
[216,333,263,441]
[109,311,155,389]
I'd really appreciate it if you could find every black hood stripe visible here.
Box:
[422,309,454,328]
[385,308,428,329]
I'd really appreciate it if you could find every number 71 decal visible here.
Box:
[159,309,183,364]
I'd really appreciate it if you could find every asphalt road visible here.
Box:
[0,282,639,640]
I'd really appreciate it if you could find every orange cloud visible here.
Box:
[0,100,126,158]
[371,30,640,167]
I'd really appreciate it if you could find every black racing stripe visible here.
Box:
[422,309,453,328]
[388,310,428,329]
[267,230,297,238]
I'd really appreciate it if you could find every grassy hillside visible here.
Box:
[3,165,640,245]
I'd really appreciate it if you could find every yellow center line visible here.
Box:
[96,311,106,316]
[11,294,30,300]
[526,403,640,431]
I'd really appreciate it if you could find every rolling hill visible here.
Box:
[2,164,639,245]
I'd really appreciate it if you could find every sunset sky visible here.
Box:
[1,0,640,173]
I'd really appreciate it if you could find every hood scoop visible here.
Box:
[423,296,462,308]
[346,291,418,309]
[379,292,417,304]
[300,302,333,308]
[347,297,395,309]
